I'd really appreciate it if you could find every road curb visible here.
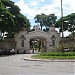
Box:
[24,58,75,62]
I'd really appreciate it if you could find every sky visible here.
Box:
[11,0,75,36]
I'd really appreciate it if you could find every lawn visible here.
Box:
[32,52,75,59]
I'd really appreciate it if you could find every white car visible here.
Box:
[64,48,69,51]
[10,49,15,54]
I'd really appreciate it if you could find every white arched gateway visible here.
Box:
[15,26,61,53]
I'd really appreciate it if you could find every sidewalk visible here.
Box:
[24,54,75,62]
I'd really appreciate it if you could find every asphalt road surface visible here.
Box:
[0,54,75,75]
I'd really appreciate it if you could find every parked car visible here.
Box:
[0,48,15,55]
[64,48,69,52]
[0,49,10,55]
[10,49,15,54]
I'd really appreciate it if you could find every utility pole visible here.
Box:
[61,0,64,38]
[61,0,64,52]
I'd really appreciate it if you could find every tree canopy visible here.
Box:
[34,12,75,34]
[34,13,46,30]
[55,13,75,33]
[0,0,31,38]
[34,13,57,31]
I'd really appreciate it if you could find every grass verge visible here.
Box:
[32,52,75,59]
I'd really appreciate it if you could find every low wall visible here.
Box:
[1,38,16,49]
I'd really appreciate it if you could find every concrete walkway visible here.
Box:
[24,54,75,62]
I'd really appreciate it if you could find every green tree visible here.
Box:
[0,0,15,38]
[55,13,75,34]
[0,0,31,38]
[46,14,57,27]
[34,13,57,31]
[44,14,57,31]
[34,13,46,30]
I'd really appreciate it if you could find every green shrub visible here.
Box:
[39,52,75,56]
[32,52,75,59]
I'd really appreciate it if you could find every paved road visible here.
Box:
[0,54,75,75]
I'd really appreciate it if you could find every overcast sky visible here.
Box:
[11,0,75,36]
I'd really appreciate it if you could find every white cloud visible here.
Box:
[15,0,75,21]
[28,0,45,7]
[15,0,29,14]
[15,0,75,36]
[29,1,38,6]
[30,0,45,3]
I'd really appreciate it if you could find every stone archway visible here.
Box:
[29,36,47,53]
[15,26,61,54]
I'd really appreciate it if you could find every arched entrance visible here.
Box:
[15,26,61,54]
[29,36,47,53]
